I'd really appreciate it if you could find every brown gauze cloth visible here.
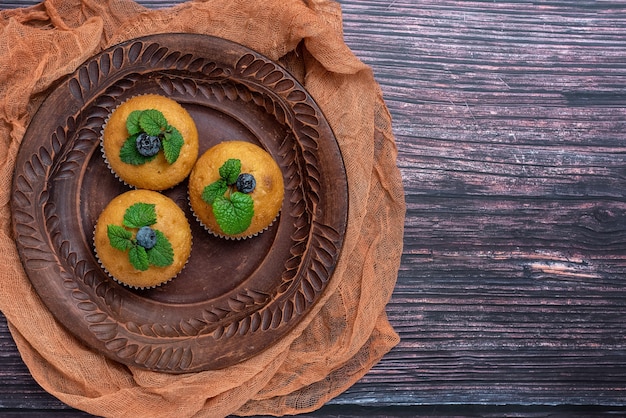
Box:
[0,0,405,416]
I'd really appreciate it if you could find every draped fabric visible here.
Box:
[0,1,405,416]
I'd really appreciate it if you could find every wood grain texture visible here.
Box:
[2,0,626,416]
[344,0,626,409]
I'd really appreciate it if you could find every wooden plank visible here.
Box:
[335,0,626,409]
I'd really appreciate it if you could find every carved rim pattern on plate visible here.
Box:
[11,34,348,372]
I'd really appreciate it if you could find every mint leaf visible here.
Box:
[219,159,241,185]
[202,179,228,205]
[120,134,155,165]
[123,202,157,228]
[107,224,133,251]
[126,110,143,135]
[129,244,149,271]
[139,109,167,136]
[212,192,254,235]
[147,230,174,267]
[162,126,184,164]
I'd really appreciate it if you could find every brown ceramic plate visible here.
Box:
[12,34,347,373]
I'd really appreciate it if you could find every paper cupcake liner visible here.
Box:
[100,99,134,189]
[187,193,278,240]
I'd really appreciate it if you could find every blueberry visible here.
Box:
[236,173,256,193]
[135,132,161,157]
[136,226,157,249]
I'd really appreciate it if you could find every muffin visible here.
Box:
[94,189,192,289]
[188,141,284,239]
[101,94,199,190]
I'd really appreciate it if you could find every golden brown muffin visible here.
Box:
[101,94,199,190]
[188,141,284,239]
[94,189,192,289]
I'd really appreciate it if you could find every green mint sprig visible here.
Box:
[119,109,184,165]
[201,159,254,235]
[106,202,174,271]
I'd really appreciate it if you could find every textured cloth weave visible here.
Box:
[0,0,405,416]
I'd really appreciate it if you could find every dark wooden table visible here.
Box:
[3,0,626,416]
